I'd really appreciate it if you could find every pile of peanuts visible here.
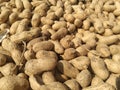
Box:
[0,0,120,90]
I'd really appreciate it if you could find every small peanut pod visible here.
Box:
[112,24,120,34]
[19,9,32,19]
[106,74,120,90]
[24,49,35,60]
[29,75,43,90]
[41,17,54,25]
[0,54,6,66]
[0,75,29,90]
[69,56,90,70]
[103,1,116,12]
[97,35,119,45]
[52,21,67,30]
[57,60,79,78]
[15,0,24,11]
[93,18,104,34]
[10,21,20,34]
[0,9,11,23]
[36,50,58,60]
[33,41,54,52]
[64,79,81,90]
[16,19,29,33]
[21,0,32,10]
[42,71,56,84]
[9,12,18,24]
[25,58,57,76]
[31,13,41,27]
[10,27,41,43]
[55,70,69,82]
[60,35,74,49]
[0,63,18,76]
[89,56,109,80]
[51,28,68,40]
[27,37,46,49]
[109,45,120,55]
[91,76,104,86]
[76,44,90,56]
[105,59,120,74]
[76,70,92,88]
[96,43,111,58]
[64,14,75,23]
[83,83,115,90]
[50,40,64,54]
[62,48,78,60]
[46,82,69,90]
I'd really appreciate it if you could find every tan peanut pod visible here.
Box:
[46,82,69,90]
[55,7,63,17]
[57,60,79,78]
[62,48,78,60]
[2,38,18,51]
[46,12,57,20]
[55,70,69,82]
[93,18,104,34]
[105,59,120,74]
[41,17,53,25]
[52,21,66,30]
[0,63,18,76]
[104,29,113,36]
[64,14,75,23]
[9,12,18,24]
[97,35,119,45]
[48,0,57,5]
[67,22,76,33]
[109,45,120,55]
[50,40,64,54]
[60,35,74,49]
[42,71,56,84]
[0,75,29,90]
[34,3,48,16]
[15,0,24,11]
[24,49,35,60]
[17,73,28,79]
[27,37,46,49]
[76,44,90,56]
[19,9,32,19]
[10,21,20,35]
[89,56,109,80]
[16,19,29,33]
[74,19,82,28]
[0,9,11,23]
[10,27,41,43]
[33,41,54,52]
[41,25,51,31]
[76,70,92,88]
[96,43,111,58]
[69,56,90,70]
[0,54,6,66]
[64,79,81,90]
[0,46,11,56]
[83,83,115,90]
[103,4,116,12]
[106,74,120,90]
[21,0,32,10]
[112,24,120,34]
[31,13,41,27]
[51,28,68,40]
[25,57,57,76]
[0,23,9,31]
[29,75,44,90]
[91,76,104,86]
[36,50,58,60]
